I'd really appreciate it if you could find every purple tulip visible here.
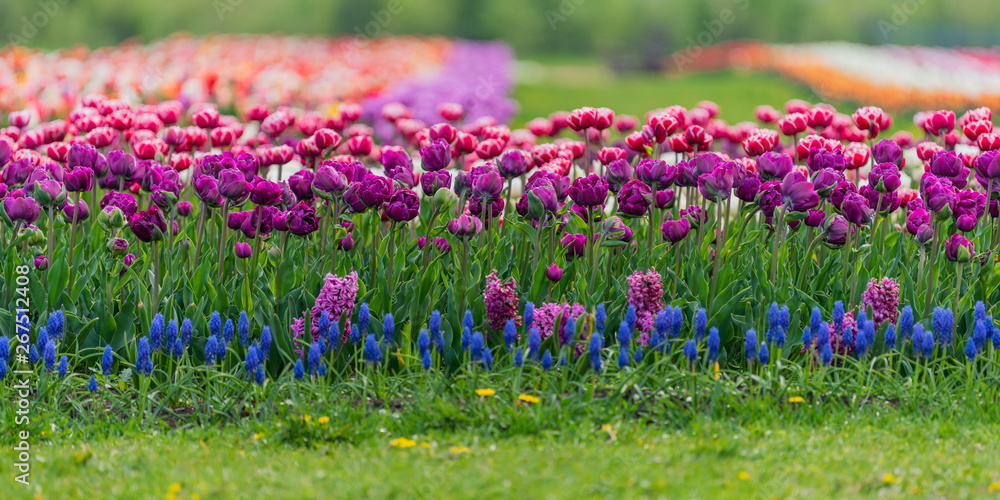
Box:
[313,165,349,200]
[953,188,986,221]
[869,163,901,193]
[471,167,504,200]
[605,159,633,192]
[930,151,962,178]
[2,196,41,223]
[923,179,957,216]
[807,149,846,173]
[823,215,850,247]
[234,242,252,259]
[661,217,691,243]
[381,148,414,177]
[446,214,483,238]
[682,205,707,227]
[655,189,675,209]
[906,209,930,235]
[569,174,609,207]
[841,192,872,226]
[617,179,653,217]
[698,165,734,201]
[338,232,355,251]
[359,175,392,209]
[561,233,587,259]
[916,223,935,246]
[420,139,453,172]
[250,180,284,206]
[546,263,563,282]
[945,233,974,262]
[218,168,251,203]
[525,183,558,219]
[108,237,129,257]
[804,209,825,227]
[240,205,277,238]
[62,200,90,222]
[601,216,630,241]
[735,173,761,203]
[287,202,319,236]
[389,166,416,188]
[420,170,452,197]
[635,158,674,189]
[32,179,66,206]
[228,210,250,230]
[454,170,474,199]
[757,152,793,181]
[68,143,99,170]
[859,185,900,214]
[129,205,168,243]
[100,191,138,219]
[812,168,843,198]
[829,180,857,210]
[469,196,504,218]
[0,183,6,198]
[0,141,10,167]
[976,150,1000,182]
[383,188,420,222]
[334,160,369,184]
[956,214,978,232]
[119,253,136,277]
[695,152,725,175]
[64,167,94,193]
[497,150,529,179]
[107,150,137,181]
[755,181,783,217]
[872,139,903,167]
[34,255,49,271]
[288,170,316,202]
[342,183,368,213]
[193,175,223,207]
[434,237,451,253]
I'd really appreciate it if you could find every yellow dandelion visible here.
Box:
[714,362,720,380]
[450,446,471,454]
[303,415,312,422]
[989,482,1000,492]
[252,433,264,441]
[738,471,751,481]
[882,473,897,484]
[788,396,805,403]
[518,394,540,404]
[166,482,182,500]
[602,424,617,441]
[191,494,200,500]
[420,443,431,449]
[390,437,417,449]
[318,416,330,425]
[475,388,496,397]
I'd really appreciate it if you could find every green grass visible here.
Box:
[513,69,824,127]
[9,415,1000,499]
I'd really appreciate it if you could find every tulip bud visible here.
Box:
[107,237,129,257]
[99,206,126,229]
[546,263,563,282]
[34,255,49,271]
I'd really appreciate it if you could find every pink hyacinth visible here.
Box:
[626,269,664,344]
[483,270,519,334]
[290,313,307,356]
[861,277,900,328]
[311,271,359,345]
[532,302,587,344]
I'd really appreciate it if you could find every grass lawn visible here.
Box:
[513,68,826,127]
[8,414,1000,499]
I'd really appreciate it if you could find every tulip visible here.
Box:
[429,122,458,143]
[822,215,850,247]
[34,255,49,271]
[218,168,251,204]
[922,110,955,136]
[655,189,675,209]
[975,150,1000,181]
[64,167,94,193]
[735,173,761,202]
[250,180,284,206]
[872,139,903,167]
[698,165,734,202]
[234,242,252,259]
[804,209,826,227]
[176,201,193,218]
[193,175,223,207]
[129,205,168,243]
[806,149,846,173]
[446,214,483,239]
[420,138,452,171]
[32,179,66,207]
[777,113,808,136]
[358,175,392,209]
[956,214,978,232]
[945,233,974,262]
[525,184,558,220]
[604,159,633,193]
[757,152,793,181]
[869,163,901,193]
[497,150,530,179]
[617,179,653,217]
[420,170,452,197]
[107,150,137,186]
[287,202,319,236]
[852,106,891,138]
[383,189,420,222]
[62,200,89,222]
[906,209,930,236]
[347,135,374,156]
[930,151,963,178]
[569,175,609,208]
[841,192,872,226]
[561,233,587,259]
[546,263,563,282]
[1,196,41,224]
[661,217,691,243]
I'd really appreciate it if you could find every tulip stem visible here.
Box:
[6,221,22,251]
[924,220,941,316]
[387,222,396,312]
[68,192,81,286]
[645,207,655,268]
[953,262,964,350]
[46,204,55,266]
[216,201,230,282]
[707,201,725,318]
[795,233,826,291]
[193,203,207,274]
[768,207,785,284]
[152,241,160,317]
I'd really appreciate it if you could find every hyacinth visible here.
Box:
[860,277,900,328]
[708,327,720,361]
[101,345,114,375]
[483,271,519,334]
[626,269,665,343]
[532,302,588,344]
[47,310,64,340]
[528,328,541,359]
[181,319,193,347]
[88,374,98,393]
[310,271,359,345]
[238,311,250,348]
[524,302,535,332]
[293,359,305,380]
[260,327,272,360]
[541,350,553,371]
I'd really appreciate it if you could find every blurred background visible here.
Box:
[2,0,999,127]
